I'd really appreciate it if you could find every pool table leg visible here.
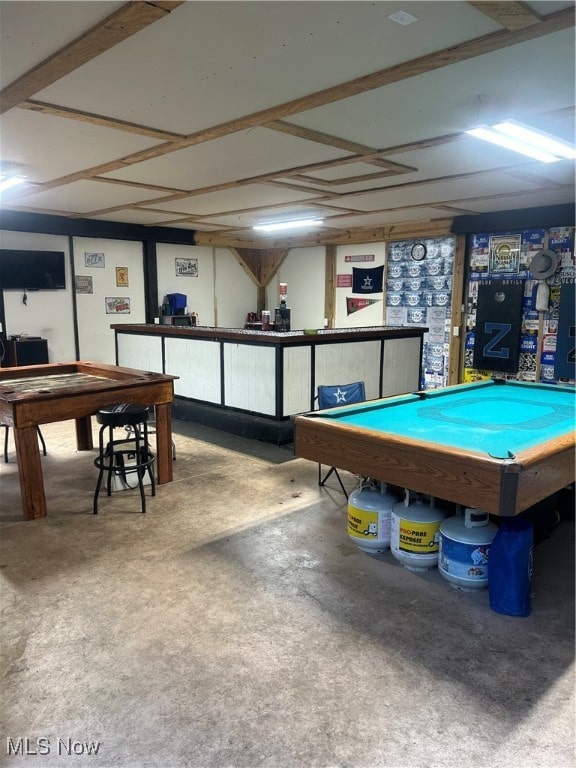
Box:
[154,403,173,484]
[14,426,47,520]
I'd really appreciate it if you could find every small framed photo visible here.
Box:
[175,257,198,277]
[105,297,130,314]
[75,275,93,294]
[116,266,129,287]
[85,252,105,268]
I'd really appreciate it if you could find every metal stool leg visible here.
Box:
[37,427,47,457]
[93,424,108,514]
[134,423,147,514]
[126,417,175,460]
[1,424,47,463]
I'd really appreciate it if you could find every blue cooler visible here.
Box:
[167,293,187,315]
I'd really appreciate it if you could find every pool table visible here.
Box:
[0,361,177,520]
[294,379,575,516]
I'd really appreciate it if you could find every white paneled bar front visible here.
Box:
[112,324,427,443]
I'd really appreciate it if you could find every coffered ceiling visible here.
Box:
[0,1,574,248]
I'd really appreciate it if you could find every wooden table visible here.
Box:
[0,362,177,520]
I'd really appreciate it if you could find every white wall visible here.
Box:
[157,243,214,324]
[156,244,256,328]
[266,246,326,330]
[0,230,76,362]
[74,236,146,363]
[214,247,257,328]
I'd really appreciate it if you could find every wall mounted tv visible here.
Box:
[0,249,67,290]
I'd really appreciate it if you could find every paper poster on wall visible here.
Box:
[386,306,407,325]
[489,235,521,274]
[345,254,375,262]
[175,257,198,276]
[105,297,130,314]
[555,282,576,380]
[75,276,93,294]
[550,227,575,270]
[116,267,129,287]
[85,252,105,268]
[426,307,448,343]
[337,274,353,287]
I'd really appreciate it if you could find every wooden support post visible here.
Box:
[325,244,337,329]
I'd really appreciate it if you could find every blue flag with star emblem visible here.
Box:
[317,381,366,409]
[352,266,383,293]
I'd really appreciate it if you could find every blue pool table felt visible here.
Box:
[324,381,575,459]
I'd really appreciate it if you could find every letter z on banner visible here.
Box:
[473,281,523,373]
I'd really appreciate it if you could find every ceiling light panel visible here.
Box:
[493,120,576,159]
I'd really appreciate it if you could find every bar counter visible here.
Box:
[112,324,427,443]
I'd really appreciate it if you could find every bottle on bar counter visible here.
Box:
[275,299,290,332]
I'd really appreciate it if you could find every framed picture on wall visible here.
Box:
[116,266,129,287]
[85,252,105,268]
[105,297,130,314]
[489,236,520,274]
[175,257,198,277]
[75,276,93,294]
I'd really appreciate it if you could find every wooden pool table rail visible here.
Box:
[294,413,575,516]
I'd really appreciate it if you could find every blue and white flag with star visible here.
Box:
[352,265,384,293]
[317,381,366,409]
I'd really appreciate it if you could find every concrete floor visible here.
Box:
[0,418,574,768]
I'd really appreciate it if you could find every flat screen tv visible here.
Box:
[0,249,67,290]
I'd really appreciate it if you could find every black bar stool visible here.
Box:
[1,423,47,463]
[93,404,155,514]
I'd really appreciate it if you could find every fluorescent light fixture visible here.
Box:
[466,120,576,163]
[493,120,576,160]
[0,174,27,192]
[466,126,559,162]
[253,217,323,233]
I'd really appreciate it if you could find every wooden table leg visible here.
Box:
[154,403,173,484]
[75,415,93,450]
[14,426,47,519]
